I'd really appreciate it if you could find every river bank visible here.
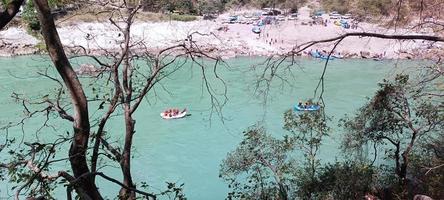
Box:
[1,9,443,60]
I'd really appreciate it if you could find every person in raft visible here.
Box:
[164,109,175,117]
[298,101,303,108]
[164,108,186,117]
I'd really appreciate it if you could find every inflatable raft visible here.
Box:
[310,50,336,60]
[294,105,321,111]
[160,110,187,119]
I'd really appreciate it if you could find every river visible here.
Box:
[0,56,404,199]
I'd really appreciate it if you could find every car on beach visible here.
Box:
[330,13,341,19]
[314,10,325,17]
[228,15,238,23]
[288,13,298,20]
[261,8,282,16]
[203,14,217,20]
[243,14,253,18]
[277,15,286,21]
[341,13,352,19]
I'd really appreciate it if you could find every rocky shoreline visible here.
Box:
[1,41,441,61]
[1,19,442,60]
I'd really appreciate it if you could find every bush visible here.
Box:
[296,161,376,199]
[407,137,444,199]
[22,1,41,31]
[355,0,392,17]
[321,0,351,14]
[169,14,197,21]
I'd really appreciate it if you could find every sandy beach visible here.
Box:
[1,7,442,59]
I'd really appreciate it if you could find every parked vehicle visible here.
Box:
[330,13,341,19]
[228,15,238,23]
[314,10,325,16]
[261,8,282,16]
[288,13,298,20]
[203,14,216,20]
[243,14,252,18]
[341,13,352,19]
[277,15,286,21]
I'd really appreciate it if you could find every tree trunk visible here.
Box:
[278,183,288,200]
[119,104,136,199]
[118,13,137,198]
[33,0,102,199]
[0,0,24,30]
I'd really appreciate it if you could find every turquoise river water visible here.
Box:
[0,56,410,199]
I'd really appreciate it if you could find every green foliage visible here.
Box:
[284,0,306,13]
[1,142,61,199]
[35,41,47,52]
[20,0,70,31]
[221,68,443,200]
[316,161,376,199]
[283,110,330,199]
[219,126,297,199]
[295,161,377,200]
[197,0,225,14]
[320,0,351,14]
[283,110,329,146]
[169,14,197,21]
[1,0,9,7]
[220,110,331,199]
[342,75,409,152]
[321,0,392,17]
[407,134,444,199]
[22,1,40,31]
[355,0,392,16]
[283,110,329,173]
[340,72,443,197]
[145,0,198,14]
[341,73,442,157]
[159,182,187,200]
[175,0,197,14]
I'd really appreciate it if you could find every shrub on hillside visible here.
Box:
[296,161,376,199]
[169,14,197,21]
